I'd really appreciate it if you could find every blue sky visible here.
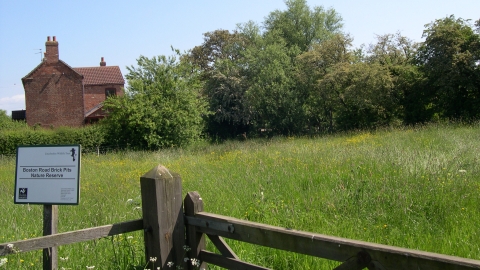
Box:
[0,0,478,115]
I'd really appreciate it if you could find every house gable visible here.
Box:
[21,37,124,127]
[22,37,85,127]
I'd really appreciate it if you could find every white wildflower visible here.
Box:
[126,199,134,204]
[167,261,174,267]
[191,258,200,267]
[184,257,189,262]
[459,169,467,173]
[127,236,134,240]
[149,257,157,262]
[6,244,13,250]
[60,256,69,261]
[183,245,191,251]
[86,266,95,270]
[0,258,8,267]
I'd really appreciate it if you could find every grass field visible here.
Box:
[1,123,479,269]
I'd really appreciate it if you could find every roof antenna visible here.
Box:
[35,49,42,62]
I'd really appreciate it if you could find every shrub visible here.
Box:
[0,125,107,155]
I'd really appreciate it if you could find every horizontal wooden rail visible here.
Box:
[0,219,143,256]
[188,212,480,270]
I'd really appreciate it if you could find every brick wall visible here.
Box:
[23,62,85,127]
[84,84,124,113]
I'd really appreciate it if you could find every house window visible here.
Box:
[105,88,116,98]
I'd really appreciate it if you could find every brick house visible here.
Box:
[21,36,125,127]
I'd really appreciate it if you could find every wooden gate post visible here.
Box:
[140,165,185,269]
[184,191,207,270]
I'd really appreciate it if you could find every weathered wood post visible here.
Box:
[140,165,185,269]
[184,191,207,270]
[43,205,58,270]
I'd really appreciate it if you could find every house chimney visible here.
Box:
[45,36,59,64]
[100,57,106,66]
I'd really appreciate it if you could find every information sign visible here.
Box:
[14,145,80,205]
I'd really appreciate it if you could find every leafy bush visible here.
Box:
[102,53,209,149]
[0,125,106,155]
[0,110,28,131]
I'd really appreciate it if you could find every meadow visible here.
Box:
[0,123,479,269]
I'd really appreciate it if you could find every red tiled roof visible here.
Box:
[73,66,125,85]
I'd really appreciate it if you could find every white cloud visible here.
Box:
[0,95,25,115]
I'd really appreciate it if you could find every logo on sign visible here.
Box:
[19,188,28,199]
[70,148,76,161]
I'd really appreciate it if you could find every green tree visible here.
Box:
[243,30,304,135]
[296,34,354,131]
[318,62,397,130]
[416,15,480,119]
[248,0,344,134]
[366,33,424,124]
[188,29,253,138]
[102,53,208,149]
[264,0,343,52]
[189,1,345,137]
[366,32,418,66]
[204,58,252,138]
[188,30,245,73]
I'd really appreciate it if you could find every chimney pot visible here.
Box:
[45,36,59,64]
[100,57,106,66]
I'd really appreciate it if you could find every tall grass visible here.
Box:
[0,123,479,269]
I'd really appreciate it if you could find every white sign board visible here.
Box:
[15,145,80,205]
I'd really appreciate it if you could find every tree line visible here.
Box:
[95,0,480,148]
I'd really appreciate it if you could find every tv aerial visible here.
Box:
[35,49,42,62]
